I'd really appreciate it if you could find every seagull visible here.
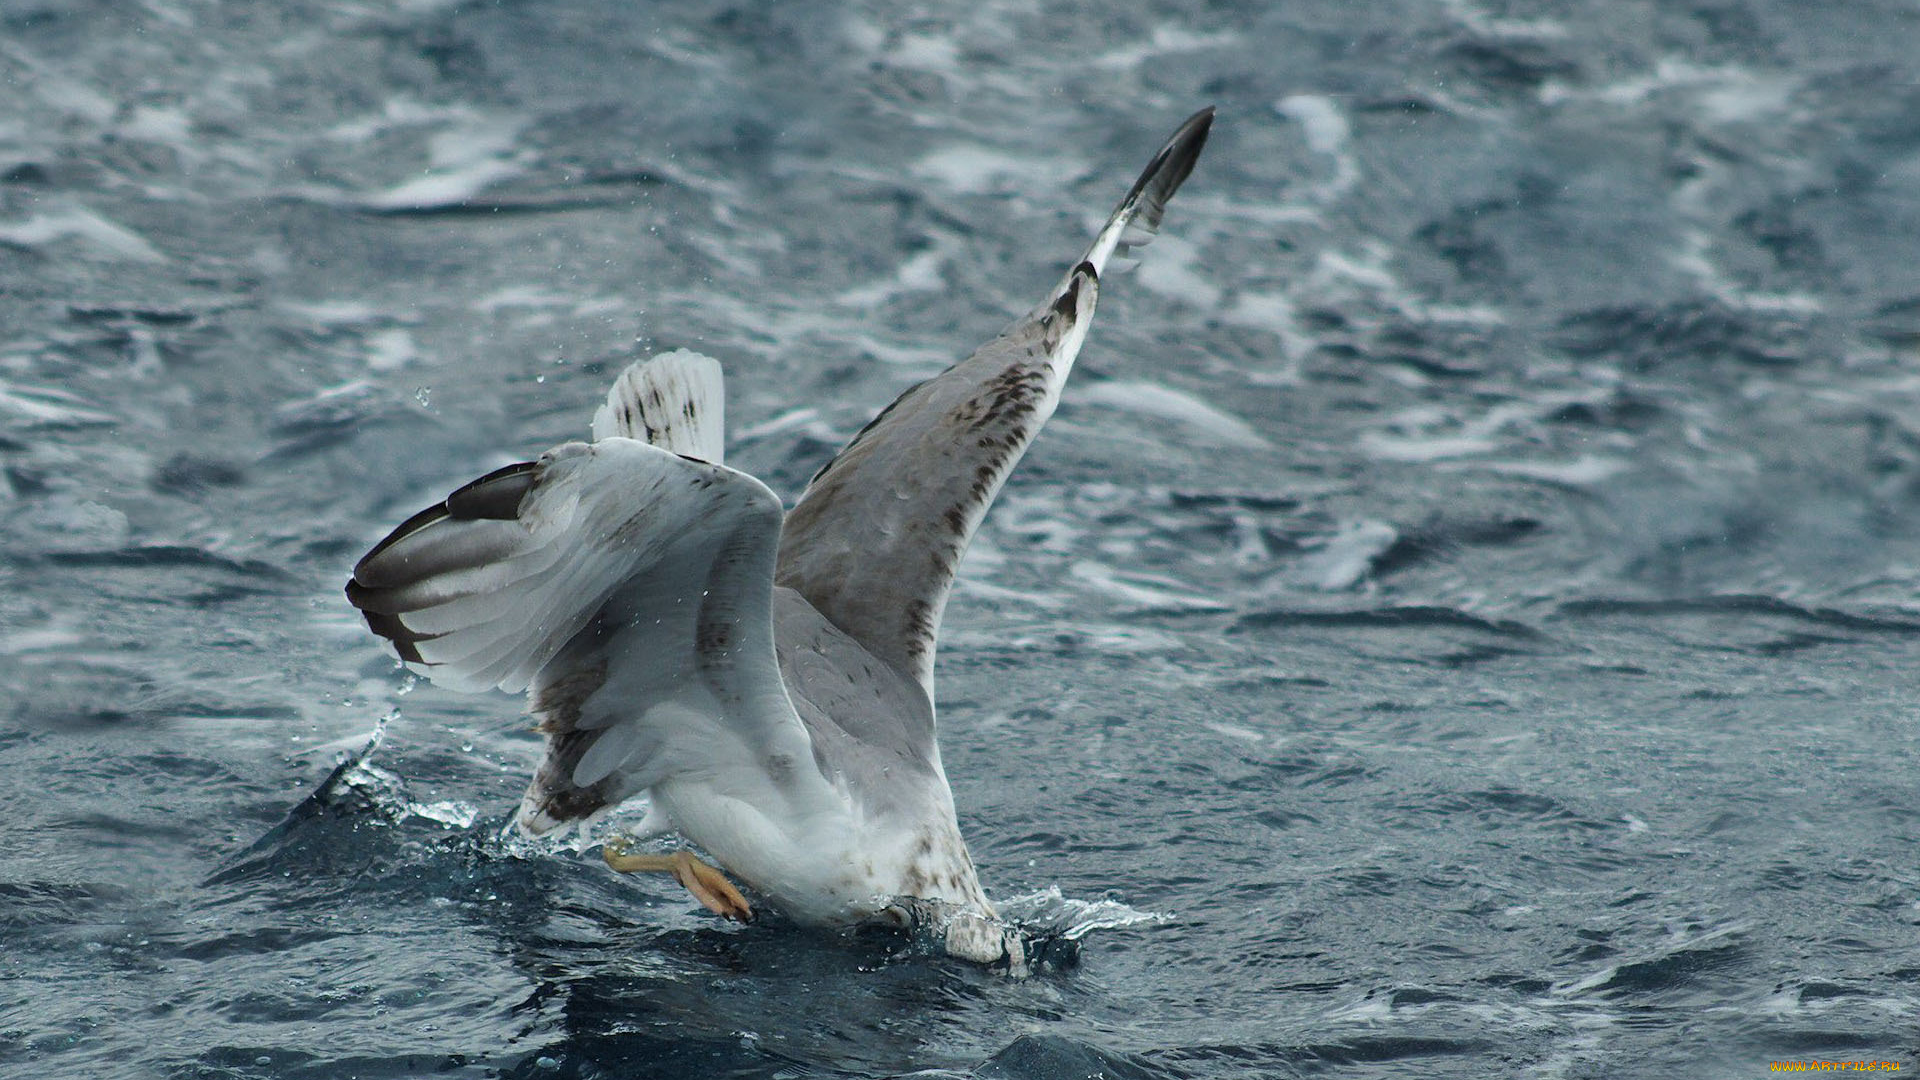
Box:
[345,108,1213,965]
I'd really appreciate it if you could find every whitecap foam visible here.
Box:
[1470,454,1630,486]
[912,144,1084,196]
[1133,233,1225,309]
[0,619,86,655]
[1088,26,1238,72]
[364,328,418,372]
[0,207,166,262]
[1074,379,1269,448]
[1288,519,1400,591]
[1069,559,1231,612]
[835,235,957,308]
[1275,94,1359,201]
[361,156,524,211]
[0,380,118,426]
[1442,0,1569,39]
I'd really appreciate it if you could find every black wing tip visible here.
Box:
[1176,105,1217,142]
[346,574,446,663]
[352,606,439,664]
[446,460,539,521]
[346,458,545,670]
[351,459,539,581]
[1121,106,1215,211]
[352,500,449,580]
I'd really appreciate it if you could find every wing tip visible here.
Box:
[350,460,538,584]
[445,461,539,521]
[1084,106,1215,275]
[1143,106,1214,188]
[1118,106,1213,216]
[352,501,448,581]
[350,604,441,665]
[347,460,544,671]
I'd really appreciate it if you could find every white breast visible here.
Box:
[650,776,989,925]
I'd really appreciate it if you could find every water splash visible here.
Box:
[877,888,1173,975]
[996,886,1173,941]
[306,710,477,829]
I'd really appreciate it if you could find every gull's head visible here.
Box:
[882,897,1031,975]
[942,907,1028,974]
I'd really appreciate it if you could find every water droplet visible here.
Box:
[413,386,432,408]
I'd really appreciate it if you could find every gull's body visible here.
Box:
[346,110,1212,964]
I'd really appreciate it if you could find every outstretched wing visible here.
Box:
[774,107,1214,693]
[347,438,823,834]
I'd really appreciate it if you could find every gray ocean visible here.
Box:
[3,2,1917,1077]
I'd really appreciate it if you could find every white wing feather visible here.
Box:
[347,437,829,833]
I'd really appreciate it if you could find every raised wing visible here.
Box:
[346,437,822,833]
[774,107,1214,693]
[772,586,944,805]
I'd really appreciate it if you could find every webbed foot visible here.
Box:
[602,841,753,923]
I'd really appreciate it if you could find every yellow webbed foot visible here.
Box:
[603,842,753,923]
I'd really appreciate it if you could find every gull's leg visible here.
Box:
[603,841,753,922]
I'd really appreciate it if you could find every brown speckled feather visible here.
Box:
[774,108,1213,697]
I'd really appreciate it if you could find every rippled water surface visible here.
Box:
[3,1,1918,1077]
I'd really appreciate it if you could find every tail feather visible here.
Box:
[592,349,726,463]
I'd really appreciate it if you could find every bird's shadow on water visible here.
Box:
[203,749,1116,1079]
